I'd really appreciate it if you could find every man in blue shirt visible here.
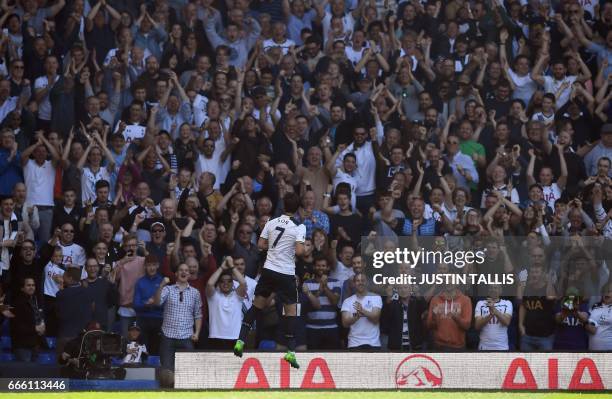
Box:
[133,255,164,355]
[401,197,438,236]
[0,128,23,196]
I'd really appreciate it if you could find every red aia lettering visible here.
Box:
[234,357,335,389]
[568,358,604,390]
[502,358,537,389]
[503,357,604,390]
[548,358,558,389]
[234,358,270,389]
[300,358,336,389]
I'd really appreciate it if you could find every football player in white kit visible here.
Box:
[233,192,306,368]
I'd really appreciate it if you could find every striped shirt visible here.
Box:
[304,278,342,329]
[160,284,202,339]
[401,218,437,236]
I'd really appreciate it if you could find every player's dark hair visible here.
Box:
[283,192,300,214]
[65,267,81,282]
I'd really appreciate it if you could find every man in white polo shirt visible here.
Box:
[474,284,513,350]
[206,257,246,350]
[21,132,61,244]
[341,272,382,350]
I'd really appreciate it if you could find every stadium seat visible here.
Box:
[0,336,11,350]
[38,352,56,365]
[111,357,123,367]
[258,340,276,350]
[45,337,56,349]
[147,355,160,367]
[0,352,14,361]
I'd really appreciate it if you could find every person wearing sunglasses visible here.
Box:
[57,222,86,279]
[154,262,202,372]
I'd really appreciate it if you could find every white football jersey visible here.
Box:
[260,215,306,276]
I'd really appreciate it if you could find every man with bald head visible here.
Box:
[197,172,222,219]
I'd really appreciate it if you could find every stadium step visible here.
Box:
[258,340,276,350]
[38,352,57,365]
[45,337,56,349]
[0,336,11,350]
[147,355,160,367]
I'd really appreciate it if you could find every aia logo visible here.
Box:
[395,354,443,389]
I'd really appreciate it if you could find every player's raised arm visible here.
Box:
[258,219,271,251]
[257,237,269,251]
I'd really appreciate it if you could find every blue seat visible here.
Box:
[45,337,56,349]
[38,352,56,365]
[0,336,11,350]
[147,355,160,367]
[111,357,123,367]
[258,340,276,350]
[0,352,14,361]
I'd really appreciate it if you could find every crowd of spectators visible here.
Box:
[0,0,611,374]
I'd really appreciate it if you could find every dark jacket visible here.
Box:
[8,243,54,305]
[381,295,427,350]
[56,284,95,338]
[9,292,45,349]
[86,278,119,329]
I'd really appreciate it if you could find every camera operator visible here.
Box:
[59,321,125,379]
[59,321,102,378]
[9,277,45,361]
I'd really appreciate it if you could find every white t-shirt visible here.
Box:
[195,154,223,190]
[60,242,87,279]
[81,166,112,204]
[262,38,296,55]
[543,75,576,109]
[252,106,280,127]
[208,289,243,340]
[532,111,555,130]
[588,302,612,351]
[333,168,358,210]
[260,215,306,276]
[341,293,382,348]
[192,94,209,128]
[0,96,18,123]
[507,68,537,105]
[123,341,147,364]
[475,299,513,350]
[23,159,56,206]
[480,186,520,208]
[330,261,354,284]
[345,46,366,66]
[43,262,64,297]
[542,183,562,210]
[577,0,595,18]
[33,75,59,121]
[322,12,355,45]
